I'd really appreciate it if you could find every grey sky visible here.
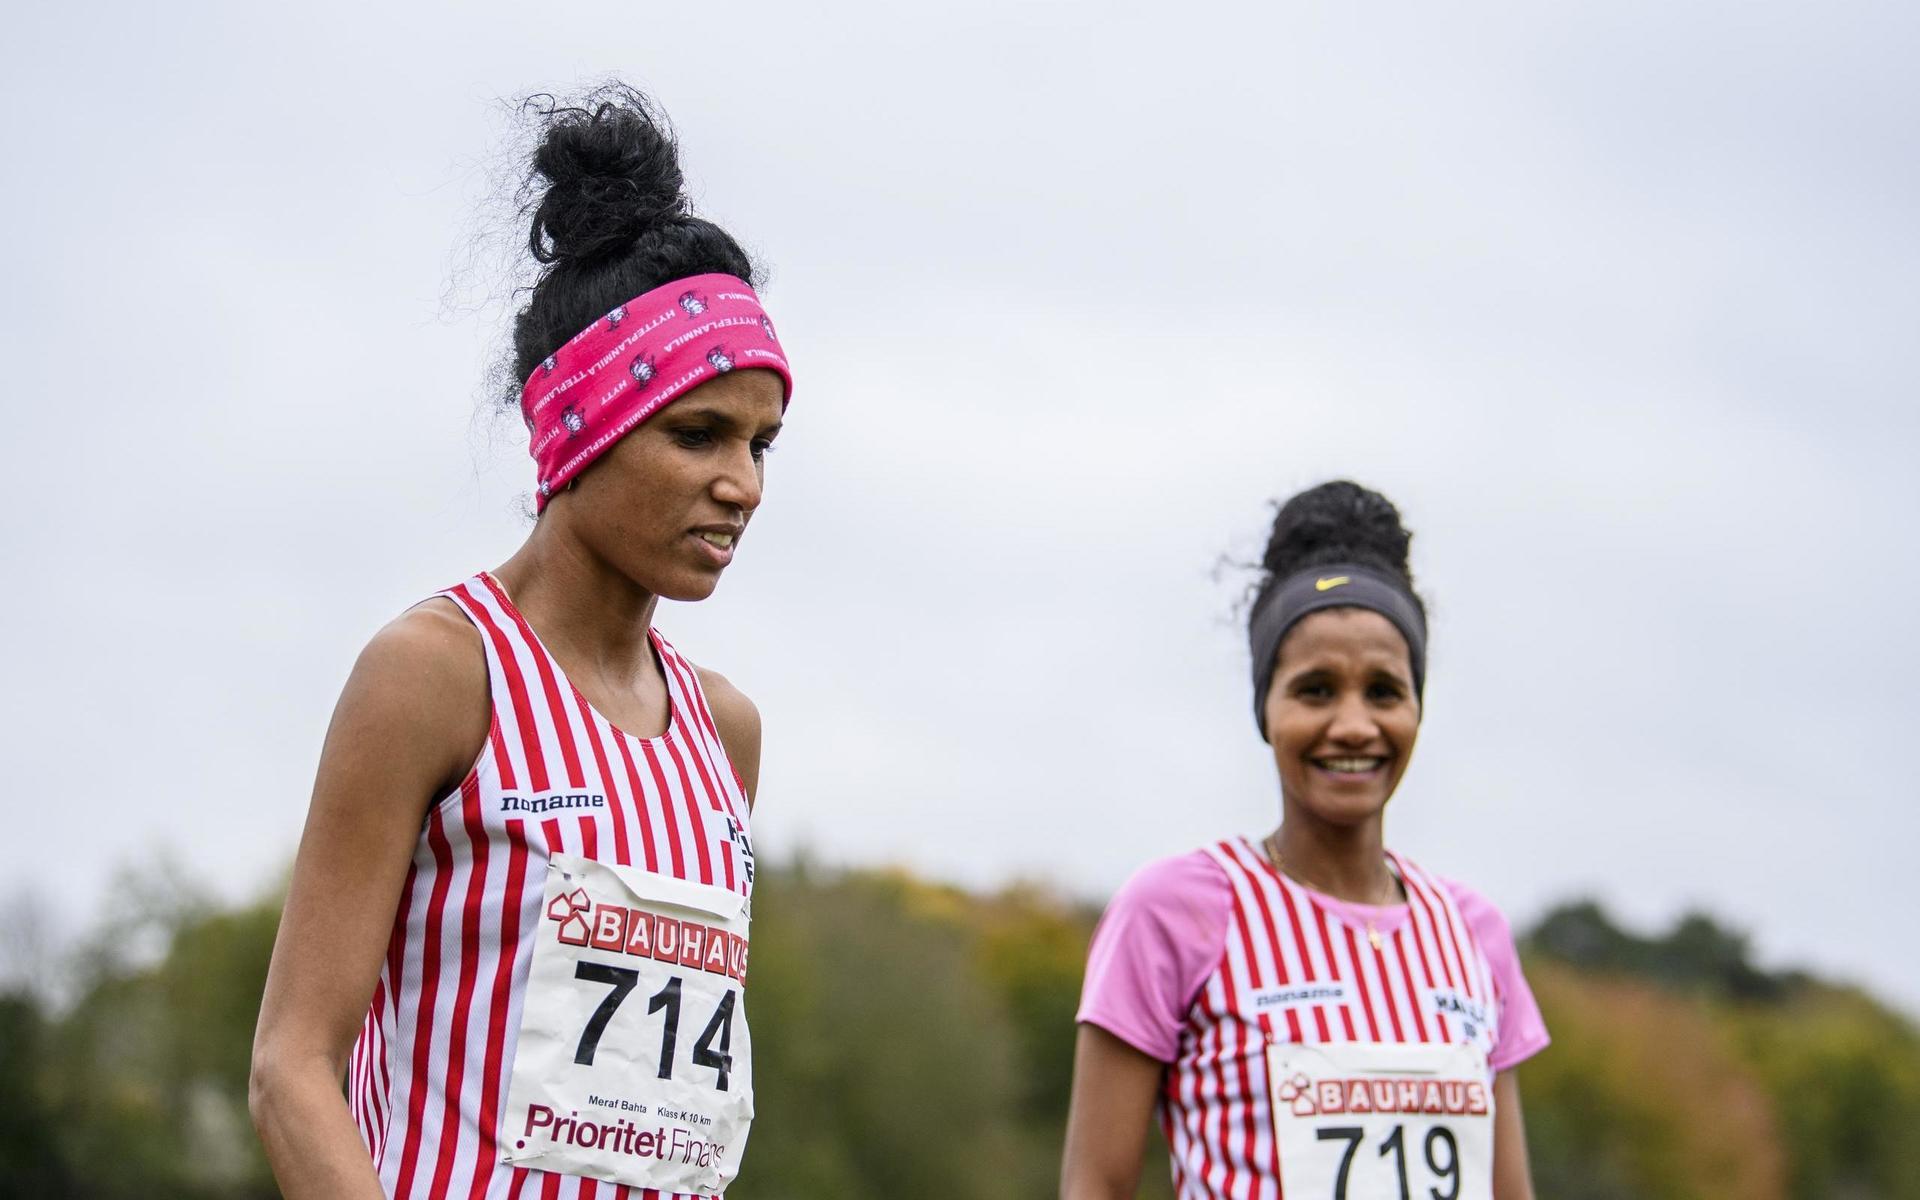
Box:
[5,1,1916,1013]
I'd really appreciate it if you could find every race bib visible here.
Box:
[1268,1040,1493,1200]
[501,854,752,1193]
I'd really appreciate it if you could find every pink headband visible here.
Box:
[520,273,793,511]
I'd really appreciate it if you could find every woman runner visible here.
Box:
[1061,482,1548,1200]
[250,86,789,1199]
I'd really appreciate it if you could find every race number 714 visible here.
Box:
[572,963,737,1091]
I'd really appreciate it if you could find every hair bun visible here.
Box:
[507,82,761,387]
[1260,480,1414,582]
[526,85,688,265]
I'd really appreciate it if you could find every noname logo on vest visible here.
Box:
[545,888,748,983]
[500,791,607,815]
[1276,1072,1489,1119]
[1250,983,1350,1014]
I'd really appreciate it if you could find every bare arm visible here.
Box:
[1492,1068,1535,1200]
[1061,1023,1165,1200]
[697,665,761,811]
[249,602,489,1199]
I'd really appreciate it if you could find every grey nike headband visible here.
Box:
[1248,563,1428,741]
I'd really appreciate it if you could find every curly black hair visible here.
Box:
[1248,480,1427,630]
[509,83,761,386]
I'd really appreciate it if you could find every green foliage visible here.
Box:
[730,867,1039,1199]
[1528,899,1790,1002]
[1728,986,1920,1199]
[0,993,74,1196]
[0,868,281,1199]
[1527,899,1920,1200]
[1519,960,1786,1200]
[968,883,1092,1122]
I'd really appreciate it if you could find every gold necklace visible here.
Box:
[1262,831,1397,951]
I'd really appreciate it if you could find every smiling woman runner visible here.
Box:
[1061,482,1549,1200]
[250,85,788,1200]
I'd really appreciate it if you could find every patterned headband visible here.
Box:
[521,273,793,511]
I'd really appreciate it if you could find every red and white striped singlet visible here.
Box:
[1162,838,1500,1199]
[347,572,755,1200]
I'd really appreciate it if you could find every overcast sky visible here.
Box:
[5,0,1916,1013]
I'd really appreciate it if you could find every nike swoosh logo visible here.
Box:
[1315,576,1352,591]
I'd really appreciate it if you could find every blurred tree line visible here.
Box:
[3,866,1916,1199]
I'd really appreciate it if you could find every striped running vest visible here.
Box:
[347,572,755,1200]
[1160,837,1500,1199]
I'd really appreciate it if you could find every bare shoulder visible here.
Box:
[693,664,762,807]
[694,665,760,738]
[330,597,490,800]
[353,598,485,705]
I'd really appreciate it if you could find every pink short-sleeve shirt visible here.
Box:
[1077,849,1550,1071]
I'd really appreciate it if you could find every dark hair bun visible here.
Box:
[509,82,761,387]
[526,86,687,265]
[1260,480,1415,585]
